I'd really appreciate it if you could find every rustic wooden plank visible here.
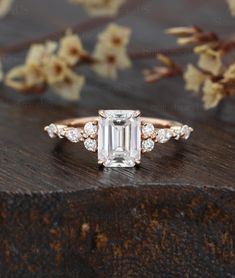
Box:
[0,0,234,277]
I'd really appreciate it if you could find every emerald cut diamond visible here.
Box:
[98,110,141,167]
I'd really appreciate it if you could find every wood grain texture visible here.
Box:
[0,0,234,277]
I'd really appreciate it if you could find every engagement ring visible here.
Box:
[45,110,193,167]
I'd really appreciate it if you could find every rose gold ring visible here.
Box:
[44,110,193,167]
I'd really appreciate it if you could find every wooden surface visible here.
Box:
[0,0,235,277]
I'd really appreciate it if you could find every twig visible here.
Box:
[129,46,192,60]
[0,18,114,56]
[0,0,144,57]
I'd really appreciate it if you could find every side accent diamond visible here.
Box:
[57,127,66,138]
[84,138,97,152]
[84,122,98,137]
[172,126,182,140]
[181,125,191,139]
[65,128,81,143]
[142,123,155,137]
[47,124,57,138]
[156,129,173,143]
[142,139,155,152]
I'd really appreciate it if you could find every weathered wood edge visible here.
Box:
[0,184,234,277]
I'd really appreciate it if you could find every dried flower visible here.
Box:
[5,65,26,91]
[197,47,223,76]
[143,67,171,83]
[0,0,14,18]
[26,41,58,65]
[92,23,131,79]
[92,44,131,79]
[184,64,206,93]
[177,36,200,46]
[227,0,235,16]
[24,64,45,87]
[98,23,131,49]
[4,23,131,100]
[202,79,224,109]
[69,0,125,17]
[5,64,45,91]
[52,70,85,101]
[58,31,85,66]
[223,63,235,82]
[43,56,68,84]
[167,25,219,48]
[0,60,3,82]
[165,26,201,37]
[144,54,182,83]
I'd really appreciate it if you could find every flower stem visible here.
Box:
[129,46,192,60]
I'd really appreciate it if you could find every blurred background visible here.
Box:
[0,0,234,120]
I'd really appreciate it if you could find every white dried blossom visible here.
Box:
[4,22,132,101]
[51,70,85,100]
[227,0,235,16]
[24,64,45,87]
[202,79,224,110]
[58,31,85,66]
[196,46,223,76]
[223,63,235,82]
[5,65,26,90]
[165,26,199,36]
[184,64,206,93]
[43,55,69,84]
[98,23,131,49]
[5,64,45,90]
[69,0,125,17]
[26,41,58,65]
[92,44,131,79]
[0,60,3,82]
[0,0,14,18]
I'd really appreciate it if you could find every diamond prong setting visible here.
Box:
[133,110,141,118]
[98,110,106,118]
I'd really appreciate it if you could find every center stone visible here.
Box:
[98,110,141,167]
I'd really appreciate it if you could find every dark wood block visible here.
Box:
[0,0,235,277]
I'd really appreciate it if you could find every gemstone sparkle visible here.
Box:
[156,129,173,143]
[98,110,141,167]
[142,123,155,137]
[142,138,155,152]
[65,128,80,143]
[47,124,57,138]
[84,138,97,152]
[181,125,191,139]
[84,122,98,137]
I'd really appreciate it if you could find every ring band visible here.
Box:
[45,110,193,167]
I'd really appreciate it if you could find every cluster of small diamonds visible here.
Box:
[156,125,192,142]
[141,124,156,152]
[46,124,81,142]
[83,122,98,152]
[141,123,193,152]
[45,122,98,152]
